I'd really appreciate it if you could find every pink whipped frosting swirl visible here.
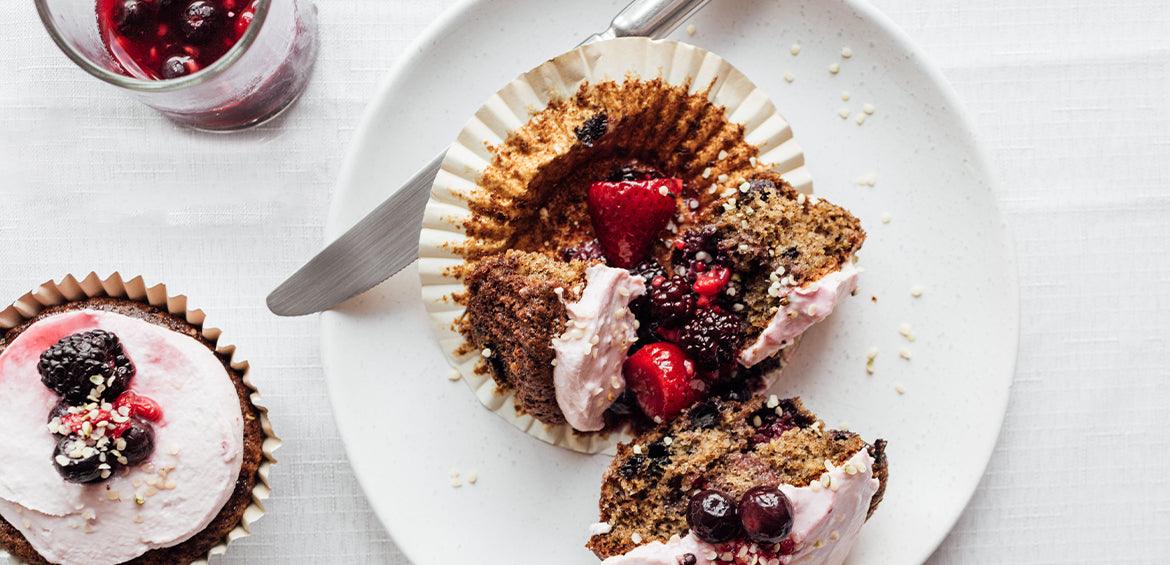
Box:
[0,310,244,565]
[599,448,879,565]
[739,262,861,367]
[553,265,646,432]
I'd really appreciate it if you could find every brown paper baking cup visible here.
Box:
[0,272,278,564]
[419,37,814,454]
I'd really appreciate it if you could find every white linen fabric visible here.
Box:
[0,0,1166,563]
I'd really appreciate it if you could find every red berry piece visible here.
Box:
[693,265,731,298]
[115,391,164,422]
[622,342,699,421]
[587,178,682,268]
[739,486,794,543]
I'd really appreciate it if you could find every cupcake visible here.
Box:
[0,276,273,565]
[587,396,887,564]
[421,38,863,451]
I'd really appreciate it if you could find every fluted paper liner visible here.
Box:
[0,273,279,564]
[419,38,813,454]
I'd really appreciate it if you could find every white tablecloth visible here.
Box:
[1,0,1166,563]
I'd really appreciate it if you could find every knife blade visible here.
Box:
[267,0,711,316]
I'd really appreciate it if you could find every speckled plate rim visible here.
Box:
[0,272,280,564]
[418,36,814,454]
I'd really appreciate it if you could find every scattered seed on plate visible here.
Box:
[790,43,801,56]
[686,24,697,36]
[841,46,853,59]
[895,383,906,395]
[466,470,478,485]
[899,323,916,342]
[853,173,878,187]
[899,348,912,360]
[447,370,462,382]
[881,212,892,224]
[863,103,876,115]
[865,347,878,375]
[911,285,925,298]
[828,62,841,75]
[784,72,795,83]
[842,91,851,101]
[838,108,851,119]
[855,113,868,125]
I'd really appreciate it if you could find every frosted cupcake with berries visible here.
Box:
[420,38,865,453]
[0,275,273,565]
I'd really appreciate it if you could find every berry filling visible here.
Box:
[38,330,162,484]
[622,342,700,422]
[97,0,258,80]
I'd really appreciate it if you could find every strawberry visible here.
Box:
[115,391,163,422]
[623,342,700,422]
[587,178,682,268]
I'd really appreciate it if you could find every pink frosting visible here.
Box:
[0,310,244,565]
[599,449,879,565]
[738,262,861,367]
[553,265,646,432]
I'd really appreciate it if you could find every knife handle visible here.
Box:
[584,0,712,44]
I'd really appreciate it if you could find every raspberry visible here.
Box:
[648,275,696,327]
[678,308,745,369]
[38,330,135,404]
[115,391,164,422]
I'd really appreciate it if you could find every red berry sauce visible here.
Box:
[97,0,258,80]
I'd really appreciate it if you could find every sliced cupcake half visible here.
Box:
[587,396,887,565]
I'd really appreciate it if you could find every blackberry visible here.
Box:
[559,239,605,262]
[38,329,135,404]
[672,226,729,272]
[678,308,744,369]
[574,112,608,147]
[648,275,696,327]
[628,260,666,284]
[180,1,222,44]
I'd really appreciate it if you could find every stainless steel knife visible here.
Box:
[267,0,712,316]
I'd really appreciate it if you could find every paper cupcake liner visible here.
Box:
[419,37,814,454]
[0,272,279,564]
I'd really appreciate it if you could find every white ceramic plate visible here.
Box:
[321,1,1018,564]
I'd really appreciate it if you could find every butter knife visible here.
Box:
[267,0,712,316]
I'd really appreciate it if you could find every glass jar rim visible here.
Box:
[35,0,272,92]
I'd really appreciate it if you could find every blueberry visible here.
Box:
[574,112,608,147]
[738,486,793,543]
[179,0,222,44]
[161,55,193,79]
[52,435,114,484]
[38,329,135,404]
[118,418,155,466]
[686,489,741,543]
[114,0,154,38]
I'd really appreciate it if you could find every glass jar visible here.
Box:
[36,0,319,131]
